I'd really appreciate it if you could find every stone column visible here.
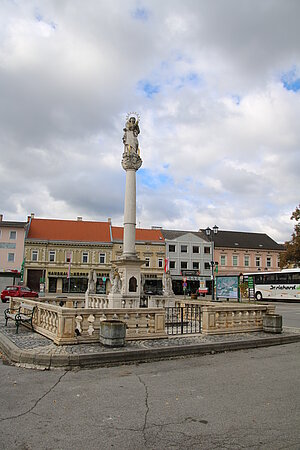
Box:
[122,152,142,257]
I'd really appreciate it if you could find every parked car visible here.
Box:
[1,286,39,303]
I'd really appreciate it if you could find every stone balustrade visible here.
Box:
[9,297,166,345]
[201,303,276,334]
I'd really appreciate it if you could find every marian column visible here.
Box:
[108,113,143,308]
[121,114,142,257]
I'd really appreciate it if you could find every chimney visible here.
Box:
[77,216,83,221]
[30,213,35,219]
[0,214,3,222]
[107,217,111,224]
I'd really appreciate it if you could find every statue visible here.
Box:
[110,268,122,294]
[85,270,97,308]
[123,113,140,154]
[163,270,174,297]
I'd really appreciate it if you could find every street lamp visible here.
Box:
[205,225,219,300]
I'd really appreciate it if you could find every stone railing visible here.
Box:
[201,303,276,334]
[9,298,166,345]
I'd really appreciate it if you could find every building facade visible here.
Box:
[24,217,166,295]
[211,230,284,276]
[0,214,27,291]
[161,230,213,295]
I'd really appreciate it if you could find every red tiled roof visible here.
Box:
[112,226,164,242]
[27,218,111,243]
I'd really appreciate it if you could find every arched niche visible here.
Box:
[129,276,137,292]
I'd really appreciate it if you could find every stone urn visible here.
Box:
[263,314,282,333]
[99,320,126,347]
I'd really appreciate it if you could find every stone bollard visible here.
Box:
[99,320,126,347]
[263,314,282,333]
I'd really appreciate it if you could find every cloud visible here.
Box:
[0,0,299,243]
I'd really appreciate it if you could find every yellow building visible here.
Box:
[24,217,166,295]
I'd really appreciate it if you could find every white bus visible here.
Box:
[244,268,300,301]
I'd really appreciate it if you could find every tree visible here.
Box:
[280,204,300,268]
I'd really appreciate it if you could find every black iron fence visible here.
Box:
[165,305,201,335]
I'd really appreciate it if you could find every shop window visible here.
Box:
[48,278,57,293]
[62,277,88,293]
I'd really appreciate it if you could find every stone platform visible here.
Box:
[1,301,300,370]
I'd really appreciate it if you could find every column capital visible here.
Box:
[121,152,142,171]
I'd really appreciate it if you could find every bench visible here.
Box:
[4,303,36,334]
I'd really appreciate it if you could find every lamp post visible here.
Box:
[205,225,219,301]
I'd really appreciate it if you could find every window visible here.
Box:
[158,258,163,268]
[232,255,238,266]
[181,261,187,269]
[66,252,72,263]
[49,251,55,262]
[204,246,210,254]
[220,255,226,266]
[193,261,199,270]
[193,246,199,253]
[255,256,261,267]
[169,260,176,269]
[9,231,16,240]
[82,252,89,263]
[277,258,280,268]
[8,253,15,262]
[244,255,250,267]
[181,245,188,253]
[0,230,2,239]
[204,262,210,270]
[99,253,106,264]
[145,257,150,268]
[169,244,176,252]
[32,250,38,261]
[266,256,272,268]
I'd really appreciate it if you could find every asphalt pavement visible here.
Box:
[0,342,299,449]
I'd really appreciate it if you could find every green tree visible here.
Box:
[280,204,300,268]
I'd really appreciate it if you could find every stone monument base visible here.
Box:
[107,292,141,309]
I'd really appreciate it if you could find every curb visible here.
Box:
[1,331,300,370]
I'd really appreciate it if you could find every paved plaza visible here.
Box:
[0,342,299,449]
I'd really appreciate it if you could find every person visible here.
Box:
[123,116,140,154]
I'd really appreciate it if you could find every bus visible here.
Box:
[243,269,300,301]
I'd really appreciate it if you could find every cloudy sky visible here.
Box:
[0,0,299,242]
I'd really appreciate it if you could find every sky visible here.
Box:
[0,0,299,243]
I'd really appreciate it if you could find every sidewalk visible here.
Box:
[1,302,300,370]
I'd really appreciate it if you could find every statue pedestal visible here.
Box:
[107,256,144,309]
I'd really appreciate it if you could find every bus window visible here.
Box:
[290,273,300,284]
[277,273,288,283]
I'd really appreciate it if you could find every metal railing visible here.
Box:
[165,305,201,335]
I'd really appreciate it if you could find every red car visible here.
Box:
[1,285,39,303]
